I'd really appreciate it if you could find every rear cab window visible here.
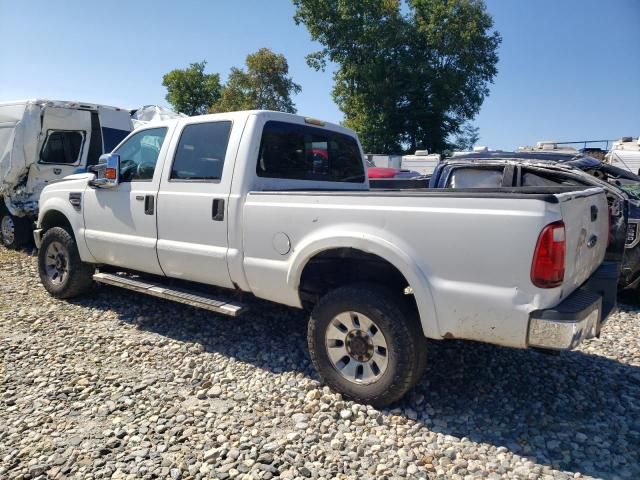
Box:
[257,121,365,183]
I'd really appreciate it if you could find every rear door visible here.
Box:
[31,107,91,190]
[156,118,241,288]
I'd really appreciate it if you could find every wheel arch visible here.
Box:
[289,233,439,338]
[37,197,96,263]
[40,209,74,238]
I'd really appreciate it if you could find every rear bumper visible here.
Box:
[527,261,619,350]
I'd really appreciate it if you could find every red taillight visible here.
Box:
[531,220,565,288]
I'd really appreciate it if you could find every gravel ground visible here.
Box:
[1,247,639,480]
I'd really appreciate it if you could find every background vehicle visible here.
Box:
[400,150,442,175]
[365,158,419,179]
[0,99,133,248]
[34,111,615,406]
[605,136,640,175]
[431,155,639,289]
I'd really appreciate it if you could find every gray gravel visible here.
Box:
[1,247,639,480]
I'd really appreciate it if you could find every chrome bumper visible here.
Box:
[528,261,619,351]
[33,228,43,249]
[528,299,600,350]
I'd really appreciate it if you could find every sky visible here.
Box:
[0,0,638,151]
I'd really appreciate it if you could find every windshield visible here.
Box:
[617,183,640,199]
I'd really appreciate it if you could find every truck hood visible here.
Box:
[42,174,92,194]
[61,172,94,182]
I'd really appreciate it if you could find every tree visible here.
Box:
[293,0,501,153]
[453,123,480,151]
[162,61,222,116]
[211,48,301,113]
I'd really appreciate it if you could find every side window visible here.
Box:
[40,130,84,164]
[256,121,365,183]
[170,121,232,181]
[447,167,504,188]
[521,170,584,187]
[113,127,167,182]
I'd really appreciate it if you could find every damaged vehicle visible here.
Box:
[0,99,133,248]
[34,111,617,405]
[431,154,640,289]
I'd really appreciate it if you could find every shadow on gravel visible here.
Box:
[71,286,640,479]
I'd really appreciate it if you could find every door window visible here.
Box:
[521,170,584,187]
[113,127,167,182]
[170,121,232,181]
[257,121,365,183]
[447,167,504,188]
[40,130,84,164]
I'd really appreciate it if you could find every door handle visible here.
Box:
[135,195,144,201]
[144,195,154,215]
[212,199,225,221]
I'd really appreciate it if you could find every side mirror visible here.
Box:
[90,153,120,188]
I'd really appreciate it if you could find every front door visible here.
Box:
[156,119,239,288]
[83,127,170,275]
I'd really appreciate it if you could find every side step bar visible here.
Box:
[93,272,246,317]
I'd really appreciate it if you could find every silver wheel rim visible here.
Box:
[45,241,69,285]
[324,311,389,385]
[1,216,15,245]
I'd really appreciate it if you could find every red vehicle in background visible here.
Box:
[366,159,419,178]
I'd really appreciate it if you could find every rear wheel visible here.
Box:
[38,227,94,298]
[1,212,31,249]
[308,283,427,407]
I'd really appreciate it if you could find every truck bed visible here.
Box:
[242,185,608,348]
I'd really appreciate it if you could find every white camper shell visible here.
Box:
[605,136,640,175]
[401,150,442,175]
[0,99,132,247]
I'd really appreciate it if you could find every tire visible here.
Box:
[38,227,94,299]
[308,283,427,407]
[1,212,32,249]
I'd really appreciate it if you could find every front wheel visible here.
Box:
[308,283,427,407]
[38,227,95,299]
[1,212,31,249]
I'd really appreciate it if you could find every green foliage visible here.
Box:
[211,48,302,113]
[453,123,480,151]
[162,61,222,116]
[293,0,501,153]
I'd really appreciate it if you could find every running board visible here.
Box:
[93,272,246,317]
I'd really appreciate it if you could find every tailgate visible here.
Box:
[558,188,609,292]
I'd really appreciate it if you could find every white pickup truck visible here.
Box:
[34,111,616,405]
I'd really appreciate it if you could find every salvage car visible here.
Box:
[34,111,617,405]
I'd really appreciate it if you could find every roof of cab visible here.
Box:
[136,110,356,137]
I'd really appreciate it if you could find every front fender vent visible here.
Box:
[69,192,82,210]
